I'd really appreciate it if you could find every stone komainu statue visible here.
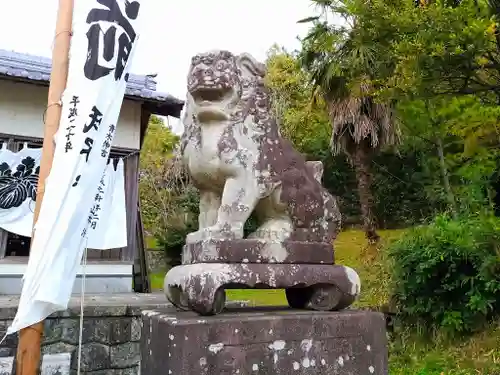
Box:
[180,50,341,245]
[164,50,361,316]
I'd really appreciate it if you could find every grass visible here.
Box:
[389,325,500,374]
[149,272,165,290]
[148,229,500,374]
[225,228,401,306]
[333,228,401,308]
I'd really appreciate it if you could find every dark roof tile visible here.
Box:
[0,49,184,117]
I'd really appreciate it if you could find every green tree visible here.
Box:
[379,0,498,100]
[265,45,331,156]
[397,99,459,216]
[139,116,198,265]
[313,0,498,102]
[365,0,500,214]
[139,115,179,238]
[297,0,500,221]
[265,46,436,229]
[397,95,500,215]
[299,0,400,241]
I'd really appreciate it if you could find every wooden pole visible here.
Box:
[15,0,73,374]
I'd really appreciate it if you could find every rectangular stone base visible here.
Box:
[141,308,388,375]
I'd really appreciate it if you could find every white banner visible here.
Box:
[87,159,127,250]
[7,0,142,334]
[0,146,127,249]
[0,144,40,237]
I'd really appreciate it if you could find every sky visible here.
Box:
[0,0,316,134]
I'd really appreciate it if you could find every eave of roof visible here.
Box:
[0,49,184,118]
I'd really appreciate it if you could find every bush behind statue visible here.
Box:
[389,214,500,335]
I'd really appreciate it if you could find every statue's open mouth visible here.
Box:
[190,86,234,122]
[191,87,233,105]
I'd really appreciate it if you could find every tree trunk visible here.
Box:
[352,144,380,243]
[436,137,458,218]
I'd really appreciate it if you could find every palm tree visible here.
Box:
[299,0,400,242]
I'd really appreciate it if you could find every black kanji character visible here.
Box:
[70,96,80,106]
[84,0,140,81]
[80,137,94,162]
[95,194,103,202]
[86,0,139,38]
[65,131,75,140]
[83,106,103,133]
[68,107,78,118]
[72,175,81,187]
[65,143,73,152]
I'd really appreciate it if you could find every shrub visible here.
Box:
[389,214,500,335]
[157,186,199,267]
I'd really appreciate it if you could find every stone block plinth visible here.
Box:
[141,308,388,375]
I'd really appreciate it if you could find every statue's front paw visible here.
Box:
[186,224,243,243]
[186,230,204,244]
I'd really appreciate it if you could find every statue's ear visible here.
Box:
[237,53,266,79]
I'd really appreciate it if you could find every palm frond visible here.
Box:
[297,16,321,23]
[328,81,400,156]
[299,0,400,158]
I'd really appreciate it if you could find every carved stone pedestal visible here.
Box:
[164,239,361,316]
[164,263,360,316]
[140,308,388,375]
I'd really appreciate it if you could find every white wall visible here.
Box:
[0,262,133,294]
[0,79,141,149]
